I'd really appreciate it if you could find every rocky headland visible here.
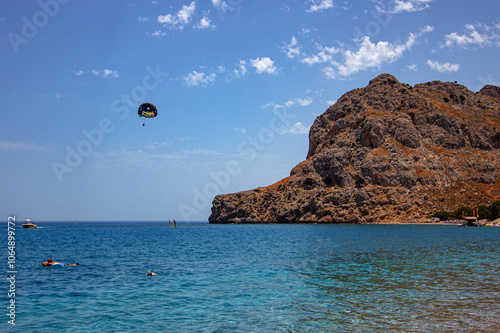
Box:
[209,74,500,223]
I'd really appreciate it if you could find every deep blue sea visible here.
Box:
[2,222,499,332]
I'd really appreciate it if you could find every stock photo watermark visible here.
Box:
[353,8,392,40]
[6,215,17,326]
[51,65,168,182]
[178,109,294,220]
[7,0,71,54]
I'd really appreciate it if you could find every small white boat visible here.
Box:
[23,218,37,228]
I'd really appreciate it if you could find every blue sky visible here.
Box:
[1,0,499,221]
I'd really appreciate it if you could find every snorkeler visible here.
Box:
[145,270,157,276]
[42,258,80,266]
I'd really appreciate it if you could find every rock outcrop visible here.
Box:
[209,74,500,223]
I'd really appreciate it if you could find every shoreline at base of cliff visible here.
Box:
[209,219,500,226]
[209,74,500,224]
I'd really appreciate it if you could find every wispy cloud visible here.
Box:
[289,25,432,79]
[281,122,310,134]
[295,97,313,106]
[92,69,119,78]
[142,138,192,150]
[407,64,418,71]
[75,69,119,78]
[230,60,247,80]
[442,23,499,48]
[91,147,230,171]
[282,36,301,59]
[194,16,216,30]
[183,71,216,87]
[306,0,334,13]
[426,60,459,73]
[300,44,340,66]
[212,0,241,16]
[0,141,49,152]
[262,96,313,109]
[376,0,434,14]
[158,2,196,30]
[212,0,230,14]
[187,57,277,85]
[151,30,167,38]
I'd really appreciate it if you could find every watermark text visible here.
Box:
[6,215,17,326]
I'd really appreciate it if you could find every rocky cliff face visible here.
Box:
[209,74,500,223]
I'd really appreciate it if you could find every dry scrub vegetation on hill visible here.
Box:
[210,74,500,224]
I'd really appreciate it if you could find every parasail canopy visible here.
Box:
[138,103,157,118]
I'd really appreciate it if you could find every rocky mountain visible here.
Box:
[209,74,500,223]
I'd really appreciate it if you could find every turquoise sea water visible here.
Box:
[2,222,500,332]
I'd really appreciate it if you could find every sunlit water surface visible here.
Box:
[2,222,499,332]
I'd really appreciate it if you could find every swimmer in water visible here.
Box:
[145,270,157,276]
[42,258,80,266]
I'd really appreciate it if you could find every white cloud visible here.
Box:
[420,25,434,34]
[262,97,313,109]
[229,60,247,80]
[76,69,119,78]
[407,63,418,71]
[157,14,173,24]
[299,27,317,37]
[151,30,167,38]
[102,69,119,78]
[212,0,230,13]
[0,141,49,152]
[443,24,495,48]
[183,71,216,87]
[376,0,434,14]
[262,102,283,110]
[322,66,337,79]
[306,0,334,13]
[282,36,301,59]
[335,34,415,77]
[92,69,119,78]
[426,60,459,73]
[177,2,196,24]
[290,26,431,79]
[281,122,310,134]
[138,17,150,22]
[296,97,313,106]
[250,57,278,75]
[300,44,340,66]
[194,16,216,30]
[158,2,196,30]
[237,60,247,76]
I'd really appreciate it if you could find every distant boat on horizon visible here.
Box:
[23,218,37,228]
